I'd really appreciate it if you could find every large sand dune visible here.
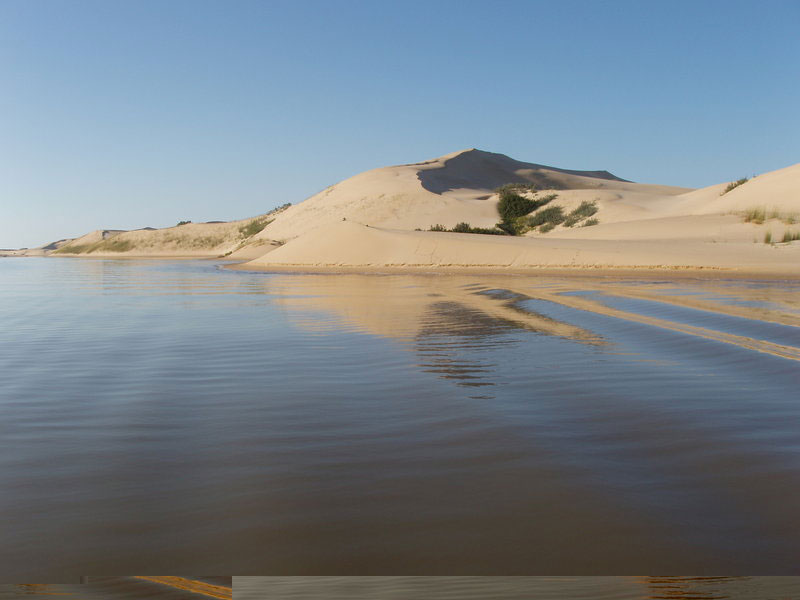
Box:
[8,148,799,274]
[237,150,799,274]
[245,148,690,247]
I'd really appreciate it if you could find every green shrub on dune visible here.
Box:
[527,206,565,229]
[494,183,538,194]
[564,201,599,227]
[239,217,273,238]
[721,177,749,195]
[497,189,558,235]
[428,185,597,237]
[429,222,505,235]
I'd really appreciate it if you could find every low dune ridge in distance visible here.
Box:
[36,207,291,259]
[8,148,800,274]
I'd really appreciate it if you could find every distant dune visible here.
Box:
[29,208,290,259]
[8,148,799,275]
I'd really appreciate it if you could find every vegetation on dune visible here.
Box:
[494,182,539,194]
[53,243,93,254]
[743,207,767,224]
[538,222,558,233]
[239,217,273,238]
[526,201,598,233]
[53,203,294,256]
[271,202,292,214]
[237,203,292,238]
[764,231,772,244]
[781,230,800,243]
[428,223,505,235]
[429,186,599,237]
[496,188,558,235]
[741,207,798,225]
[54,237,134,254]
[721,177,749,195]
[451,222,506,235]
[563,201,599,227]
[189,236,225,248]
[102,238,134,252]
[527,206,565,230]
[497,189,538,224]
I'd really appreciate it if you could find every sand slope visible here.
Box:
[49,211,287,258]
[673,162,800,215]
[247,149,690,246]
[243,220,800,273]
[238,151,799,274]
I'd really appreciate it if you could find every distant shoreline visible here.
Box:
[5,249,799,280]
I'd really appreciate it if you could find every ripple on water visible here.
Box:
[231,576,800,600]
[1,259,799,576]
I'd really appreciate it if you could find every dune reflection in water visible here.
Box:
[0,577,231,600]
[232,576,800,600]
[2,259,800,575]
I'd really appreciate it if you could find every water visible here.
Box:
[1,258,799,577]
[233,576,800,599]
[0,577,231,599]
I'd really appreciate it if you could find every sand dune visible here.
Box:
[246,148,690,246]
[674,161,800,215]
[48,211,287,258]
[242,220,800,273]
[10,148,799,274]
[236,150,799,274]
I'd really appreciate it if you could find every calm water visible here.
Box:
[233,576,800,599]
[0,577,231,599]
[1,258,799,577]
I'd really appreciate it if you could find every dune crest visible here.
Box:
[248,148,689,246]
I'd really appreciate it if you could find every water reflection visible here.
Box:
[416,301,517,390]
[267,274,604,396]
[642,576,799,599]
[232,576,800,600]
[264,272,800,397]
[0,578,231,600]
[4,260,800,576]
[7,586,70,597]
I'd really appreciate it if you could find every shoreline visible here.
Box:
[224,261,800,281]
[5,252,799,281]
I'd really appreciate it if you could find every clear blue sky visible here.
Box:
[2,0,798,248]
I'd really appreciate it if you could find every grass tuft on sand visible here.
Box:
[721,177,749,195]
